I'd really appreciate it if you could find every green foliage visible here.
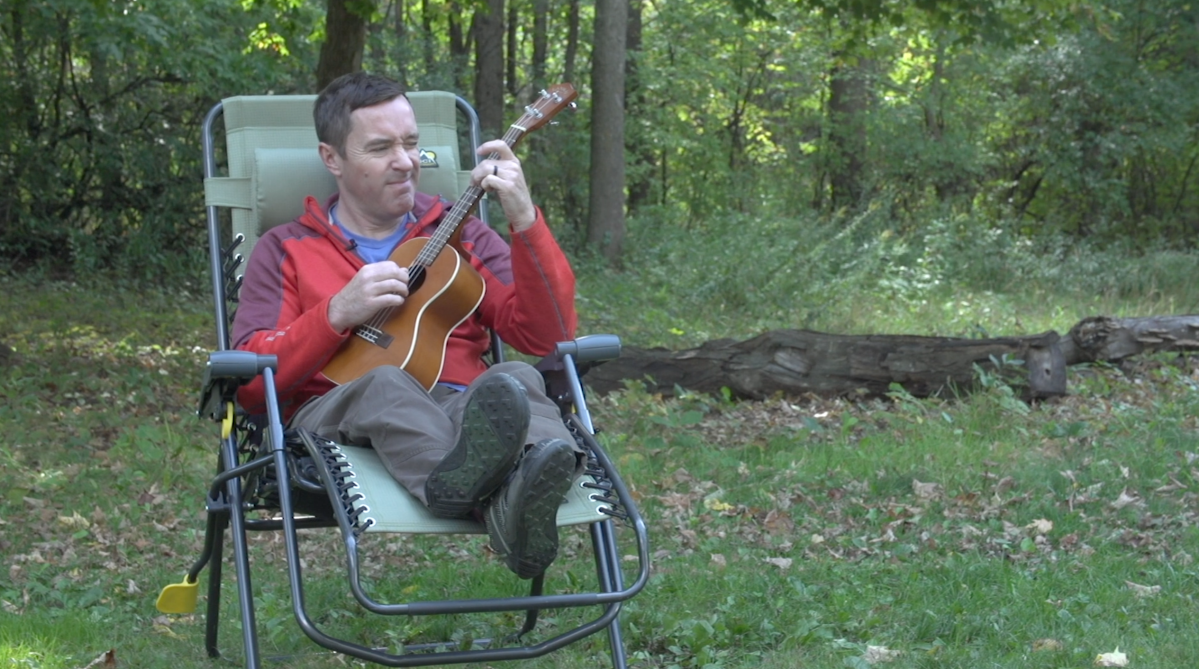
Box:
[979,2,1199,241]
[0,0,314,279]
[578,204,1199,352]
[4,0,1199,276]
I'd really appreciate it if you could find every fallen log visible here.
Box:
[1061,315,1199,364]
[584,315,1199,400]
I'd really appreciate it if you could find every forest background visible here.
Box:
[6,0,1199,289]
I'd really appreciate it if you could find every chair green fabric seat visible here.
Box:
[334,444,609,534]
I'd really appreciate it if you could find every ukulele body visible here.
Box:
[321,236,485,389]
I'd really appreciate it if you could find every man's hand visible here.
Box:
[327,262,409,333]
[475,139,537,232]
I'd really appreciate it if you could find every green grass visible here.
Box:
[578,212,1199,346]
[3,227,1199,668]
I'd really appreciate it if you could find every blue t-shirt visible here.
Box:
[331,204,412,264]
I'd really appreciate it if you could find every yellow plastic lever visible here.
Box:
[156,574,199,614]
[221,401,234,440]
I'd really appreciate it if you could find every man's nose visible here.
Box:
[393,146,415,170]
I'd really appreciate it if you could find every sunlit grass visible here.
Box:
[3,228,1199,668]
[577,213,1199,346]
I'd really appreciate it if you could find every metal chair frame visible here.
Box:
[167,95,649,668]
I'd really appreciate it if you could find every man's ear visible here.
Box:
[318,142,342,178]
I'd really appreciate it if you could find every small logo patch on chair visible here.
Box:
[419,148,439,168]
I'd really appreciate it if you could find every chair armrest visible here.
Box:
[553,334,622,365]
[536,334,621,375]
[198,350,278,421]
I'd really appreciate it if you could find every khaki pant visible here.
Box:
[289,362,577,505]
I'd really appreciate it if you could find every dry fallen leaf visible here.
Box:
[863,645,902,664]
[1025,518,1053,535]
[1032,638,1064,651]
[57,512,91,530]
[1095,648,1129,667]
[75,649,116,668]
[710,553,727,568]
[1125,580,1161,598]
[762,509,795,534]
[912,479,942,501]
[763,557,792,570]
[1153,478,1186,493]
[671,468,695,485]
[1111,489,1143,510]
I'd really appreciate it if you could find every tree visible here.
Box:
[472,0,505,136]
[826,51,872,210]
[530,0,550,89]
[316,0,373,90]
[625,0,654,214]
[587,0,628,263]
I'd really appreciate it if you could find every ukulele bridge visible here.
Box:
[354,325,393,348]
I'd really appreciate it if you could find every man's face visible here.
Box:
[320,96,421,230]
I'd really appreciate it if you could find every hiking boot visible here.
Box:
[425,373,530,518]
[485,438,577,579]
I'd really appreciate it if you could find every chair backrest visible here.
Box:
[203,91,483,258]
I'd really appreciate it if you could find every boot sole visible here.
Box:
[426,374,530,518]
[488,441,576,579]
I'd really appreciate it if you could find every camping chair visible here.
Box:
[157,90,649,668]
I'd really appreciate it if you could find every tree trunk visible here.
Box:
[448,1,471,93]
[472,0,505,136]
[531,0,549,89]
[625,0,653,215]
[581,316,1199,400]
[826,54,871,211]
[506,0,518,98]
[558,0,584,235]
[421,0,435,76]
[393,0,409,87]
[9,0,41,139]
[585,329,1064,400]
[563,0,580,87]
[1060,315,1199,363]
[586,0,628,263]
[316,0,371,91]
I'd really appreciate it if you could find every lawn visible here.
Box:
[2,256,1199,668]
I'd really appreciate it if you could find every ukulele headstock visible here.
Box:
[515,84,578,134]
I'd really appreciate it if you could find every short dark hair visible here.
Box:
[314,72,407,156]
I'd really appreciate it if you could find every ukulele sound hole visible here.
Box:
[408,266,427,293]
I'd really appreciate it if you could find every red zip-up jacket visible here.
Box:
[231,191,577,420]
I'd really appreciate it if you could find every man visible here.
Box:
[231,71,581,580]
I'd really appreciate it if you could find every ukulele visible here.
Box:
[321,84,578,389]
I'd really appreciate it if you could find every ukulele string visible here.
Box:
[355,114,533,338]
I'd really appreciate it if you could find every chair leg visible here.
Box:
[217,440,263,669]
[204,507,227,659]
[592,519,630,669]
